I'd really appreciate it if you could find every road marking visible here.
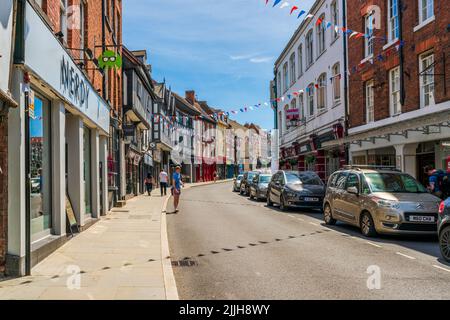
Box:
[433,265,450,273]
[366,241,382,248]
[396,252,416,260]
[309,222,320,227]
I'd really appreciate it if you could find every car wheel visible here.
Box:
[360,212,377,237]
[323,204,336,225]
[267,193,273,207]
[280,195,288,211]
[439,226,450,262]
[249,192,254,200]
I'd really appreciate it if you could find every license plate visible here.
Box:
[304,197,319,202]
[409,216,435,223]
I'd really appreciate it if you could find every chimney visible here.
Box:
[185,90,196,104]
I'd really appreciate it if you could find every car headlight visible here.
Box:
[373,197,400,209]
[286,191,297,198]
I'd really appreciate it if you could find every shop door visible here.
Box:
[83,126,92,216]
[417,152,435,187]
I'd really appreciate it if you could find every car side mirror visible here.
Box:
[347,186,359,195]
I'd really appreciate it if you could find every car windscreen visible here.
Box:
[286,172,323,185]
[259,175,271,183]
[237,175,243,180]
[364,173,428,193]
[248,173,257,180]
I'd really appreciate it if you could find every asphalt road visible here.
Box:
[167,182,450,299]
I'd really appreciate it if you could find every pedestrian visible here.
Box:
[144,173,153,196]
[172,166,183,213]
[159,169,168,197]
[213,171,218,183]
[426,166,443,199]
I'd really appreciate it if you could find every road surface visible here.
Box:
[167,182,450,299]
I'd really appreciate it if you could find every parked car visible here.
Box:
[233,175,244,192]
[240,171,259,196]
[438,198,450,262]
[250,173,272,201]
[267,171,325,211]
[323,166,441,237]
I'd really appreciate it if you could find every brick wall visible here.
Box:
[0,117,7,273]
[347,0,450,129]
[39,0,123,116]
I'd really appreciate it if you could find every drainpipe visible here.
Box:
[398,0,405,105]
[342,0,350,164]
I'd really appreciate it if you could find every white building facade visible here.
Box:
[6,2,109,276]
[274,0,346,181]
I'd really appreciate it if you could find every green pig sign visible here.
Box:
[98,50,122,70]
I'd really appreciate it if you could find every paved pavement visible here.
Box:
[0,189,169,300]
[167,182,450,300]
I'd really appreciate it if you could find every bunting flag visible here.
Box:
[290,6,298,14]
[316,17,323,26]
[297,10,305,18]
[280,2,290,9]
[272,0,282,7]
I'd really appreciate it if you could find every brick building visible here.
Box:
[326,0,450,186]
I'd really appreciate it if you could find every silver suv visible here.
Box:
[323,166,441,237]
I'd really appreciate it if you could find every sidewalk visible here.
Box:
[0,179,231,300]
[0,189,170,300]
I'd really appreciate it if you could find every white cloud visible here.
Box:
[249,57,273,63]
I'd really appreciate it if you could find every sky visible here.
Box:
[122,0,315,130]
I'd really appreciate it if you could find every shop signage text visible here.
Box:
[61,56,90,109]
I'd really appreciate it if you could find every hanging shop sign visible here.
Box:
[299,143,311,154]
[123,124,135,137]
[286,109,300,120]
[23,2,109,133]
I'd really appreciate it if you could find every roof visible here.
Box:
[172,92,201,116]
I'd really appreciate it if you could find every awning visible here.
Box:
[0,89,18,108]
[323,109,450,148]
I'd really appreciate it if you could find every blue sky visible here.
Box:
[123,0,314,130]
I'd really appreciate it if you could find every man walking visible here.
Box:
[172,166,183,213]
[159,169,168,196]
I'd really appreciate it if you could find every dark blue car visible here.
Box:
[438,198,450,262]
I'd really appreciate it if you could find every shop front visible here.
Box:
[125,146,142,198]
[6,2,110,276]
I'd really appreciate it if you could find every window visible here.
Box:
[289,53,296,85]
[388,0,399,42]
[419,0,434,23]
[317,74,327,112]
[307,84,314,116]
[80,2,87,60]
[60,0,68,42]
[332,63,341,104]
[306,30,314,66]
[336,172,349,190]
[316,15,326,55]
[30,93,52,241]
[419,52,435,107]
[389,67,401,115]
[284,104,289,130]
[277,71,282,96]
[278,111,283,135]
[298,45,303,76]
[283,62,289,93]
[330,1,339,40]
[346,174,360,191]
[365,12,375,57]
[366,80,375,123]
[298,94,304,119]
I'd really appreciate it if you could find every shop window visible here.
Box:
[30,93,52,240]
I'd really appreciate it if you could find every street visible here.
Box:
[168,182,450,299]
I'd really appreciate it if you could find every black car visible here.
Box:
[438,198,450,262]
[267,171,325,211]
[249,173,272,201]
[240,171,259,196]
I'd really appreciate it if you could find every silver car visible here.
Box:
[323,167,441,237]
[233,175,244,192]
[249,174,272,201]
